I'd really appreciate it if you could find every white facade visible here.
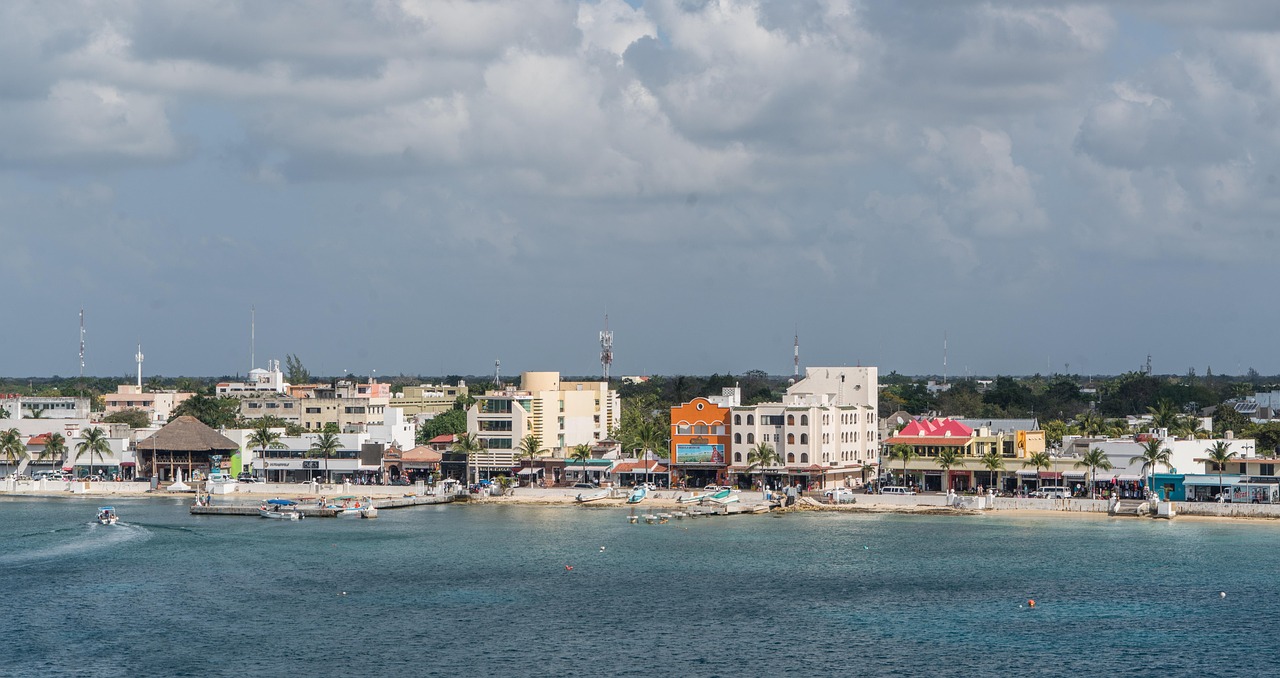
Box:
[0,396,91,420]
[729,366,879,486]
[216,360,289,396]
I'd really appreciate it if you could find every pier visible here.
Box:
[190,493,458,518]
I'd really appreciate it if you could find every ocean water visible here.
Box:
[1,496,1275,677]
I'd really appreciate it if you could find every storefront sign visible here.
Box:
[677,444,723,464]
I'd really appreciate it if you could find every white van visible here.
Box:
[880,486,916,495]
[1031,486,1068,499]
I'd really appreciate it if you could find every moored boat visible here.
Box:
[97,507,118,525]
[626,487,648,504]
[575,489,610,503]
[259,498,303,520]
[706,490,740,505]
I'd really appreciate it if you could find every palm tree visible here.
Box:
[569,443,594,486]
[517,434,546,485]
[979,451,1005,493]
[632,419,669,461]
[935,448,965,492]
[1205,440,1236,500]
[451,432,485,486]
[746,442,779,494]
[1178,416,1204,439]
[887,444,917,488]
[38,432,67,470]
[1147,400,1181,431]
[1130,438,1172,498]
[1076,410,1103,437]
[1023,451,1052,493]
[308,431,341,484]
[74,427,111,480]
[1074,447,1113,498]
[0,428,26,476]
[247,423,285,481]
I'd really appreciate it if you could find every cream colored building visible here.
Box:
[728,367,879,489]
[388,383,468,417]
[467,372,621,477]
[104,385,195,425]
[297,380,390,433]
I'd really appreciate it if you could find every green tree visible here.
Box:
[1042,420,1067,448]
[1075,410,1104,437]
[569,443,594,486]
[1212,404,1249,437]
[1074,447,1113,498]
[1147,399,1181,431]
[1023,451,1052,492]
[169,394,240,428]
[284,354,311,384]
[452,432,485,486]
[247,423,286,481]
[308,431,341,483]
[38,432,67,469]
[0,428,26,475]
[887,444,917,487]
[103,408,151,429]
[517,434,546,485]
[1205,440,1237,498]
[1177,415,1204,439]
[746,442,779,492]
[935,448,965,491]
[74,427,111,480]
[980,451,1006,493]
[417,409,467,444]
[1130,438,1172,497]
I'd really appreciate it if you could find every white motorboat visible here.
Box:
[575,489,610,503]
[706,491,741,505]
[97,507,118,525]
[260,499,303,520]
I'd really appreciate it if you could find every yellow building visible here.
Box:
[883,417,1046,492]
[388,384,468,417]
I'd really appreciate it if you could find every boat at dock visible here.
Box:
[576,489,610,503]
[706,490,741,505]
[259,498,303,520]
[97,507,118,525]
[626,487,648,504]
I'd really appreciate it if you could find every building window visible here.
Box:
[800,433,808,444]
[747,415,754,425]
[787,453,795,463]
[800,453,809,464]
[734,452,742,462]
[787,433,795,444]
[747,433,755,444]
[734,433,742,444]
[694,425,708,435]
[787,415,795,426]
[801,415,808,426]
[734,414,741,425]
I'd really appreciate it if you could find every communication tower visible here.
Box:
[600,315,613,380]
[793,329,799,378]
[136,343,144,389]
[495,359,502,388]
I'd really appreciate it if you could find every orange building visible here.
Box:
[669,396,735,488]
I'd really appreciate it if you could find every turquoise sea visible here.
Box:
[1,496,1275,677]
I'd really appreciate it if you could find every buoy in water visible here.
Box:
[600,546,606,552]
[565,565,573,571]
[1028,599,1036,609]
[1220,591,1227,598]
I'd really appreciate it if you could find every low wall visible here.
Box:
[853,494,950,508]
[992,498,1110,513]
[1173,502,1280,519]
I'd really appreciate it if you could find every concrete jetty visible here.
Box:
[190,493,457,518]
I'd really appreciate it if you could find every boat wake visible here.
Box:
[0,522,151,565]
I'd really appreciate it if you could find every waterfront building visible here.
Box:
[727,366,879,489]
[388,383,468,417]
[669,388,739,487]
[135,416,238,483]
[467,372,620,480]
[883,418,1047,492]
[297,380,390,433]
[103,385,194,424]
[236,393,303,426]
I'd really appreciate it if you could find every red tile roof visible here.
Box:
[428,434,456,444]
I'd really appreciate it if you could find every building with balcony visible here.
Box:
[388,383,469,417]
[728,367,878,490]
[103,386,195,425]
[467,372,621,479]
[669,388,739,488]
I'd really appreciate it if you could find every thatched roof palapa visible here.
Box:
[136,416,239,453]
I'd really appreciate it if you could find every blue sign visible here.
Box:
[677,444,724,464]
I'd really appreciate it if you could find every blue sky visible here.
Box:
[2,0,1279,379]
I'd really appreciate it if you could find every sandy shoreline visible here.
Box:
[4,486,1279,524]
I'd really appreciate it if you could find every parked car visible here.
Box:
[1031,486,1068,499]
[236,473,262,483]
[879,486,916,495]
[824,488,856,504]
[572,482,598,489]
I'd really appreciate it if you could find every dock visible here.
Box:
[190,493,458,518]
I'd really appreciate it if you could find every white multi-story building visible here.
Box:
[104,385,195,424]
[216,360,289,396]
[467,372,621,478]
[0,395,92,420]
[728,366,879,489]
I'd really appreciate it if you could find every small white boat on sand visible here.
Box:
[575,489,610,503]
[97,507,118,525]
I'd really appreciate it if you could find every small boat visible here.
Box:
[259,498,302,520]
[706,490,740,505]
[626,487,648,504]
[575,489,610,503]
[677,492,710,504]
[97,507,118,525]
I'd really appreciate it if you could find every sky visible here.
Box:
[3,0,1279,380]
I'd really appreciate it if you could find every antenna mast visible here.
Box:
[793,328,799,378]
[136,343,144,389]
[943,331,948,386]
[495,359,502,388]
[599,315,613,380]
[251,306,256,371]
[79,309,85,398]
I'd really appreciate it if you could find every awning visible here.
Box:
[1063,471,1086,479]
[120,462,136,467]
[62,466,73,472]
[517,468,541,476]
[1015,470,1038,476]
[1183,477,1240,486]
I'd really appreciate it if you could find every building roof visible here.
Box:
[895,418,974,438]
[26,433,51,446]
[401,446,443,463]
[427,434,456,444]
[135,416,238,453]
